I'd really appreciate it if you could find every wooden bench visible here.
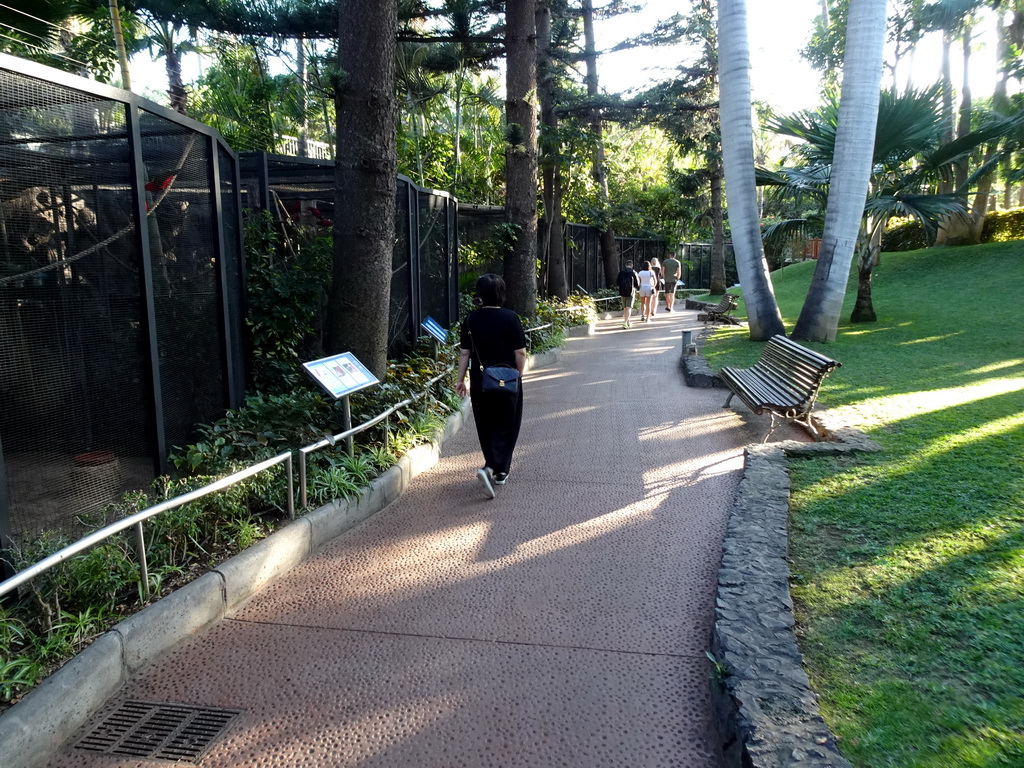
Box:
[720,335,841,440]
[699,294,739,325]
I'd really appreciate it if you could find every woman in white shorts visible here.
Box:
[637,260,657,321]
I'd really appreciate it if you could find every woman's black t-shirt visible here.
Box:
[460,308,527,374]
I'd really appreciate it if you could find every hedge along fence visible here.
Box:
[881,207,1024,252]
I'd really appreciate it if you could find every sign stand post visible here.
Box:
[341,395,353,456]
[301,352,379,460]
[421,316,448,364]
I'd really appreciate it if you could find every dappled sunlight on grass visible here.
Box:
[718,243,1024,768]
[897,331,964,345]
[966,358,1024,376]
[825,377,1024,432]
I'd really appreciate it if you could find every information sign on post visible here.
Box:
[302,352,379,400]
[421,316,448,344]
[302,353,379,457]
[421,316,447,360]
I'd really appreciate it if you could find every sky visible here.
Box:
[593,0,999,115]
[131,0,1001,116]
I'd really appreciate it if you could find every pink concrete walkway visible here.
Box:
[46,308,786,768]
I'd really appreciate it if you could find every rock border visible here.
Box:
[0,350,560,768]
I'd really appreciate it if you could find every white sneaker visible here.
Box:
[477,467,495,499]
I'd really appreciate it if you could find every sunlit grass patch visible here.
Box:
[707,242,1024,768]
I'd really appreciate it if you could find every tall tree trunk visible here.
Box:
[536,2,567,299]
[850,220,881,322]
[709,157,727,295]
[297,36,308,157]
[504,0,539,317]
[582,0,618,287]
[327,0,398,379]
[792,0,887,340]
[717,0,785,340]
[109,0,132,90]
[956,27,972,192]
[164,38,188,114]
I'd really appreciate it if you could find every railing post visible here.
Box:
[134,521,149,602]
[286,452,295,519]
[299,450,308,510]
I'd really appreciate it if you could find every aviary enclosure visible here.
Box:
[0,53,670,554]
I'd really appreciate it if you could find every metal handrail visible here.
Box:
[0,451,294,602]
[298,369,451,508]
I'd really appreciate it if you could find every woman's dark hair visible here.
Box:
[474,273,506,307]
[642,260,651,270]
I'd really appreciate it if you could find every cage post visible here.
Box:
[0,431,13,598]
[209,135,241,409]
[126,100,167,475]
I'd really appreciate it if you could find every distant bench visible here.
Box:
[698,294,740,325]
[720,335,841,440]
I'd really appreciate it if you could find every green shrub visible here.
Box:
[881,217,928,252]
[981,206,1024,242]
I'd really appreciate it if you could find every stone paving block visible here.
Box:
[48,621,723,768]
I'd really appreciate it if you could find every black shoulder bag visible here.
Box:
[469,329,520,396]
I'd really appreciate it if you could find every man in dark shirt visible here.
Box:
[615,260,641,329]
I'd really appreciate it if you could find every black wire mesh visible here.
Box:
[678,242,738,290]
[238,156,461,354]
[390,179,414,351]
[0,58,244,543]
[418,190,454,330]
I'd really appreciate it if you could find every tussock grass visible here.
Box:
[703,243,1024,768]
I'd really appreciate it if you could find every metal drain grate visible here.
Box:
[75,700,240,762]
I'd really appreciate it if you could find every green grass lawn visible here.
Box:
[702,242,1024,768]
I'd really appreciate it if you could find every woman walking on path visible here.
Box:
[637,260,657,322]
[456,274,527,499]
[649,257,663,315]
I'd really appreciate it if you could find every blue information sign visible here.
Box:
[421,316,448,344]
[302,352,379,400]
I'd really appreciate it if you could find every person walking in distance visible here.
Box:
[456,274,527,499]
[649,257,663,315]
[636,260,657,322]
[615,260,641,328]
[661,253,683,312]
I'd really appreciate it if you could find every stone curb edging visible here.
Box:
[712,414,881,767]
[0,350,561,768]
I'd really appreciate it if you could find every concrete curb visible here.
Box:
[0,348,565,768]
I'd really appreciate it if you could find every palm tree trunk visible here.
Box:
[709,158,727,295]
[108,0,132,90]
[850,222,880,322]
[717,0,785,340]
[792,0,887,341]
